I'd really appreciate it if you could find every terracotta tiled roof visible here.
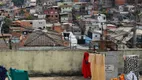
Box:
[12,21,32,28]
[20,22,32,28]
[11,21,33,32]
[24,30,64,46]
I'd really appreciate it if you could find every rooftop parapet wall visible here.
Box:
[0,50,142,76]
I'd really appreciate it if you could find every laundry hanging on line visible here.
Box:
[82,52,91,78]
[89,53,106,80]
[82,52,106,80]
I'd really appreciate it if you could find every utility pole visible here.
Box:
[133,0,138,48]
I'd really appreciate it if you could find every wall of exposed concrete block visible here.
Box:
[0,49,142,76]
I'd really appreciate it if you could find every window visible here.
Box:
[39,22,42,24]
[95,35,97,37]
[103,17,106,20]
[55,15,58,17]
[46,15,50,18]
[30,22,33,24]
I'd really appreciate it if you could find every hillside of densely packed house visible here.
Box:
[0,0,142,51]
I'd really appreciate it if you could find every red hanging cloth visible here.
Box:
[82,52,91,78]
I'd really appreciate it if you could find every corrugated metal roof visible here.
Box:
[108,27,133,43]
[116,27,133,32]
[122,32,133,44]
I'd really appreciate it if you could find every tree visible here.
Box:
[20,9,25,15]
[4,18,12,26]
[72,10,86,35]
[0,2,4,6]
[1,18,12,34]
[26,15,35,20]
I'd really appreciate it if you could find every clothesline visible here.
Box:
[82,52,106,80]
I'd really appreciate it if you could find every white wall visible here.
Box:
[61,17,69,22]
[32,20,46,29]
[97,14,106,23]
[38,15,46,19]
[30,9,36,14]
[61,7,72,13]
[30,0,36,6]
[30,2,36,6]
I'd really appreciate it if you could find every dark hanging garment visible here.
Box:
[82,52,91,78]
[0,66,7,80]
